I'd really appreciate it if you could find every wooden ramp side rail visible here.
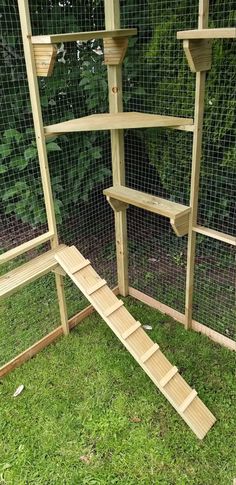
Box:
[55,245,216,440]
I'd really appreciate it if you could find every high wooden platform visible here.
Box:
[103,186,191,237]
[177,28,236,40]
[31,29,137,44]
[0,246,65,299]
[55,245,216,439]
[44,112,194,135]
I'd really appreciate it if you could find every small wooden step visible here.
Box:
[104,186,191,237]
[0,245,65,299]
[104,300,124,317]
[122,321,141,340]
[140,343,160,363]
[71,259,90,274]
[159,366,178,387]
[44,112,194,135]
[177,27,236,40]
[87,279,107,296]
[179,389,198,413]
[31,28,137,45]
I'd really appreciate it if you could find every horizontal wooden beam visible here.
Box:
[129,287,236,352]
[31,29,137,45]
[0,286,119,378]
[0,231,54,265]
[177,28,236,40]
[193,225,236,246]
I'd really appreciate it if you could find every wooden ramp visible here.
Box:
[55,245,216,439]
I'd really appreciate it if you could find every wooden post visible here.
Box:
[185,0,209,329]
[104,0,129,296]
[17,0,69,335]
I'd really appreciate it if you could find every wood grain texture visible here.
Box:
[177,27,236,39]
[33,44,57,76]
[103,37,128,65]
[183,39,212,72]
[31,29,137,44]
[55,245,216,439]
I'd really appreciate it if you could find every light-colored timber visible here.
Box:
[183,39,212,72]
[31,29,137,44]
[0,287,119,379]
[122,321,141,340]
[33,44,57,76]
[177,27,236,40]
[105,0,129,297]
[18,0,69,335]
[193,225,236,246]
[184,0,209,329]
[44,112,194,135]
[55,245,216,439]
[104,37,129,65]
[0,246,65,299]
[129,287,236,352]
[104,186,191,237]
[0,231,53,264]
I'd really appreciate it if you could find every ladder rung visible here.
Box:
[140,343,160,363]
[159,366,178,387]
[122,321,141,340]
[179,389,198,414]
[71,259,90,274]
[87,279,107,296]
[104,300,124,317]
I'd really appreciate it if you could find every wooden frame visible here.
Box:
[17,0,69,336]
[185,0,209,330]
[0,231,53,264]
[104,0,129,297]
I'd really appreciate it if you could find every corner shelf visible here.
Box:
[103,186,191,237]
[177,28,236,40]
[44,112,194,135]
[31,29,137,45]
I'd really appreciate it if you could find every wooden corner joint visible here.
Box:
[33,43,57,77]
[183,39,212,73]
[106,196,129,212]
[103,36,129,65]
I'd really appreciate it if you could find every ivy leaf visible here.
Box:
[3,129,22,143]
[46,142,62,153]
[0,164,8,174]
[10,157,28,170]
[0,144,12,159]
[24,146,37,161]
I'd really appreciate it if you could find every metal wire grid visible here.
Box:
[0,2,47,253]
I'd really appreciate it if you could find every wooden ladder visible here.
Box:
[55,245,216,439]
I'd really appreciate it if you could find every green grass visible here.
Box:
[0,290,236,484]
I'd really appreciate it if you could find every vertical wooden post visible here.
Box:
[17,0,69,335]
[185,0,209,329]
[104,0,129,296]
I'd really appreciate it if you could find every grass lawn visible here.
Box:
[0,286,236,484]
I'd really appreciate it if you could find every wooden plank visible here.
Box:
[179,389,198,413]
[55,246,216,439]
[104,299,124,317]
[177,27,236,40]
[185,0,209,330]
[0,231,53,264]
[159,366,178,387]
[71,259,90,274]
[31,29,137,44]
[17,1,69,335]
[87,279,107,295]
[0,246,65,299]
[104,37,128,65]
[44,112,194,135]
[33,43,57,77]
[140,343,159,363]
[129,287,236,352]
[193,225,236,246]
[183,39,212,72]
[104,0,128,297]
[0,287,120,379]
[104,186,190,219]
[122,321,141,339]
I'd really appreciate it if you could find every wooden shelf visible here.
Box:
[103,186,191,237]
[0,246,65,299]
[177,28,236,40]
[31,29,137,45]
[44,112,194,135]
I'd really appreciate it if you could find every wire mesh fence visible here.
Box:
[0,0,235,369]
